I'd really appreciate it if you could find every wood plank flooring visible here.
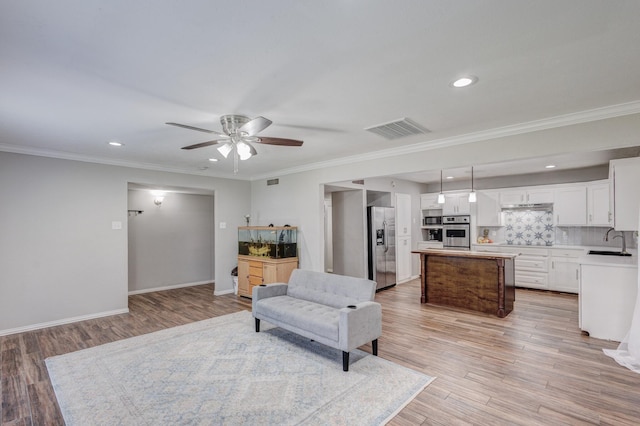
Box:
[2,279,639,425]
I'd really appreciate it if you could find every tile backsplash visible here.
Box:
[477,219,638,249]
[503,210,554,246]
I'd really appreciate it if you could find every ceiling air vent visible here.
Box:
[364,118,430,140]
[267,178,279,186]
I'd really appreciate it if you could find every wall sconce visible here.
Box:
[468,166,477,203]
[151,190,166,207]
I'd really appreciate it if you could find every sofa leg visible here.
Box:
[342,351,349,372]
[255,318,260,332]
[372,339,378,356]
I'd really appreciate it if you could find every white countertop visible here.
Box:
[471,243,638,268]
[472,242,591,250]
[578,251,638,268]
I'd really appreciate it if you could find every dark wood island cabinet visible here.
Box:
[412,249,517,317]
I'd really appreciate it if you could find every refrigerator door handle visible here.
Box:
[383,220,389,253]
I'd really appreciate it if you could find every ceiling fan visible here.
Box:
[166,115,303,173]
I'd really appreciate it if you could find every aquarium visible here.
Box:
[238,226,297,258]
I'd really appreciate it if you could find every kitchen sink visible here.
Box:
[588,250,632,257]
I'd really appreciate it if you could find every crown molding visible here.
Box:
[0,143,246,181]
[2,100,640,182]
[251,100,640,181]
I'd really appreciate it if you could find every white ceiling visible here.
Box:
[2,1,640,180]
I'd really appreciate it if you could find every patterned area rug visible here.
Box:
[46,311,434,425]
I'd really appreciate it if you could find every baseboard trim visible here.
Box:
[0,308,130,337]
[398,274,420,284]
[214,288,235,296]
[128,280,214,295]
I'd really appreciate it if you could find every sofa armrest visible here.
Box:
[252,283,288,313]
[338,301,382,352]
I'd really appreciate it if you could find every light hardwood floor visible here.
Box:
[1,279,639,425]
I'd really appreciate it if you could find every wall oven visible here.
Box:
[442,215,470,250]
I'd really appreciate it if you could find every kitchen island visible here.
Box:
[413,249,517,317]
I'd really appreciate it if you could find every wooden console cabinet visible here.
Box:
[237,255,298,298]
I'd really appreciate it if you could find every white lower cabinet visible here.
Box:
[514,249,549,290]
[580,263,637,341]
[473,245,549,290]
[397,236,412,283]
[549,260,579,293]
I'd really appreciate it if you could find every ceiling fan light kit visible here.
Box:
[167,114,303,173]
[217,142,233,159]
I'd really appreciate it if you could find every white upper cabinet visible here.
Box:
[443,192,471,215]
[420,193,441,210]
[499,190,525,205]
[610,157,640,231]
[587,182,612,226]
[500,188,554,205]
[476,190,502,226]
[554,186,587,226]
[526,188,555,204]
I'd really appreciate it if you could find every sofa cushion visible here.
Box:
[255,295,339,341]
[286,269,376,309]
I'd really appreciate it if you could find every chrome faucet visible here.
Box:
[605,227,628,254]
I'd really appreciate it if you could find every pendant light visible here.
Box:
[468,166,477,203]
[437,170,445,204]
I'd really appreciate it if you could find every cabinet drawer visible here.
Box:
[249,275,263,285]
[249,263,263,278]
[515,272,548,289]
[550,248,585,258]
[472,245,502,252]
[515,256,548,271]
[248,260,262,268]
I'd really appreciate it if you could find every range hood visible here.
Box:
[501,203,553,212]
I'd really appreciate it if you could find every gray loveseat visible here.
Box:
[252,269,382,371]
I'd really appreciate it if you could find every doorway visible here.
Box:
[127,183,215,294]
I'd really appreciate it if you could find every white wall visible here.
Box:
[250,113,640,274]
[0,152,250,334]
[128,190,214,292]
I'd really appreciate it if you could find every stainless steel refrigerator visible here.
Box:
[367,206,396,291]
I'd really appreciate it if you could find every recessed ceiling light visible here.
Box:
[545,164,556,169]
[446,175,454,179]
[108,141,123,147]
[451,76,478,88]
[208,158,218,162]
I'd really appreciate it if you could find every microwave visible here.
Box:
[423,216,442,226]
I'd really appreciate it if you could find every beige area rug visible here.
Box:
[46,310,434,425]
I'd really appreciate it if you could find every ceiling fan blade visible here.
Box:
[239,116,272,136]
[180,140,223,150]
[166,122,227,136]
[256,137,303,147]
